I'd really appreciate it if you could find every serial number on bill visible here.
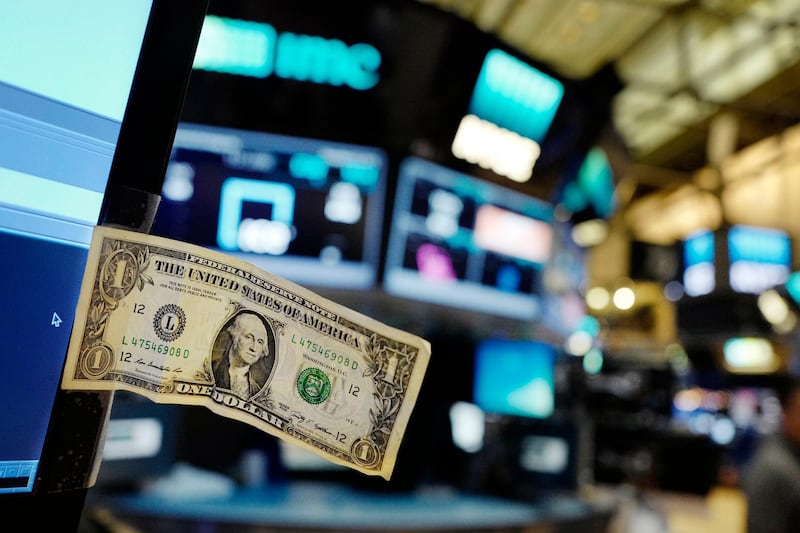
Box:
[121,336,190,358]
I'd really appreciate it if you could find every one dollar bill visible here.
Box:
[62,226,431,480]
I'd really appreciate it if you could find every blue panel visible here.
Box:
[469,49,563,142]
[193,16,276,78]
[473,339,555,419]
[684,230,714,267]
[0,231,89,493]
[728,225,791,266]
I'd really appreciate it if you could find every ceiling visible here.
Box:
[418,0,800,229]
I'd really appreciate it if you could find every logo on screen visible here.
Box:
[193,15,381,90]
[217,177,296,255]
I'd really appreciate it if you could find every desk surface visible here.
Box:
[86,481,614,532]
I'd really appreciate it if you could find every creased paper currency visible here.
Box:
[62,226,431,479]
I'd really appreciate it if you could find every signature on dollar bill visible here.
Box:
[62,226,431,479]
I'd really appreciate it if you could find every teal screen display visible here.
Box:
[468,48,564,143]
[473,339,555,419]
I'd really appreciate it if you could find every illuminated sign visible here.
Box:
[451,114,541,182]
[454,49,563,182]
[682,225,791,297]
[217,178,296,254]
[683,229,715,297]
[192,16,381,90]
[468,49,563,142]
[728,225,790,265]
[728,225,791,294]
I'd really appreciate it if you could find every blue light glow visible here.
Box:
[684,229,714,267]
[192,16,380,90]
[473,339,555,419]
[193,16,275,78]
[469,49,564,142]
[217,178,295,250]
[576,148,616,218]
[340,163,380,190]
[289,153,328,186]
[728,225,791,266]
[786,271,800,305]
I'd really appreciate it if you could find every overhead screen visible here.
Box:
[151,123,387,289]
[383,157,554,320]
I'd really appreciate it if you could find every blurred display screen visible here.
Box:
[682,225,791,297]
[727,224,791,294]
[723,337,780,373]
[94,395,180,489]
[473,339,555,419]
[672,386,781,447]
[683,229,715,297]
[151,123,387,289]
[278,441,347,473]
[383,157,553,319]
[468,48,563,143]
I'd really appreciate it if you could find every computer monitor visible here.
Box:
[0,0,207,512]
[682,225,792,297]
[151,123,388,290]
[383,157,554,320]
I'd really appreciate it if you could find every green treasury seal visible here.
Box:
[296,367,331,405]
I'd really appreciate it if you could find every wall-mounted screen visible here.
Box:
[727,224,791,294]
[682,228,715,297]
[682,225,791,297]
[473,339,555,419]
[383,157,553,320]
[151,122,387,289]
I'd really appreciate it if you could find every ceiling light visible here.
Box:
[571,218,608,247]
[586,286,611,310]
[613,286,636,310]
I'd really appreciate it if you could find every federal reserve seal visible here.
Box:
[296,367,331,405]
[153,304,187,342]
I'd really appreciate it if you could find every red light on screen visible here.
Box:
[473,204,552,264]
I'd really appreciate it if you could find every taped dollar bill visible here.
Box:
[62,226,431,479]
